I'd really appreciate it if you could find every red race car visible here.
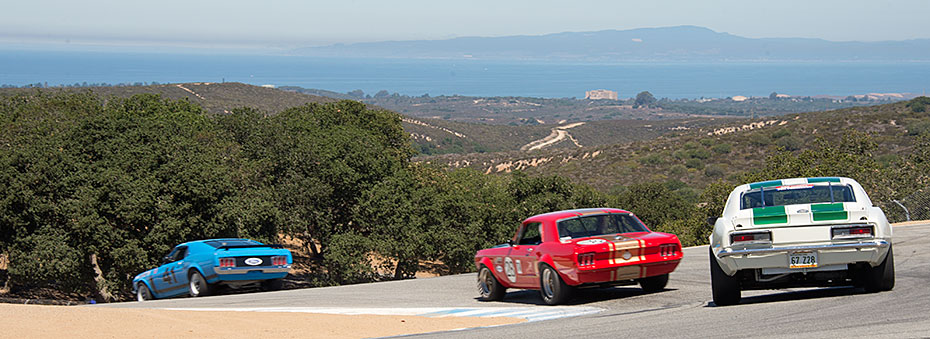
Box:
[475,208,683,305]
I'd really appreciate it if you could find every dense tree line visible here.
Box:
[2,92,927,301]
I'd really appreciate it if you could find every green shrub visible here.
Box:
[704,164,725,177]
[685,158,704,169]
[749,133,771,146]
[711,143,732,154]
[771,129,791,139]
[905,119,930,136]
[639,153,665,165]
[776,135,803,151]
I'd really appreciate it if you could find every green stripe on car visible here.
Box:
[807,177,841,183]
[811,202,848,221]
[753,206,788,225]
[749,180,783,189]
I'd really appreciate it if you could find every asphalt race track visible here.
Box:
[101,222,930,338]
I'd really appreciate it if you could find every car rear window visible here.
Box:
[557,213,648,239]
[740,184,856,209]
[204,239,262,248]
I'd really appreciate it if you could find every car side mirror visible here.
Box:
[706,217,718,227]
[507,239,514,247]
[162,255,173,264]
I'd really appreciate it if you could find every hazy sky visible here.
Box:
[2,0,928,50]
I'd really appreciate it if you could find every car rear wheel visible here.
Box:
[136,283,154,301]
[710,248,741,306]
[539,264,572,305]
[477,265,506,301]
[639,273,669,293]
[188,270,211,297]
[261,278,284,291]
[864,245,895,293]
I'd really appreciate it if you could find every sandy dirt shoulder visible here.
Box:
[0,303,522,338]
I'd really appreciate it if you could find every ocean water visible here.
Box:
[1,50,928,99]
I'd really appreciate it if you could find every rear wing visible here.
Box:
[217,244,285,251]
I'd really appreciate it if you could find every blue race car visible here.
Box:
[132,238,292,301]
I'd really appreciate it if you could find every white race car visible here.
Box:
[708,177,894,306]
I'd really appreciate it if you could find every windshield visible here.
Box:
[740,184,856,209]
[204,239,262,248]
[557,213,648,239]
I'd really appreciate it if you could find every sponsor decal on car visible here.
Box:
[577,239,607,245]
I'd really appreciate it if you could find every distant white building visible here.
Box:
[261,84,276,88]
[731,95,748,102]
[585,89,618,100]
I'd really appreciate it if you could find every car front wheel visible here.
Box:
[188,270,212,297]
[477,265,506,301]
[136,283,154,301]
[539,264,572,305]
[710,248,741,306]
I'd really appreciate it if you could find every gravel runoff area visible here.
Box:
[0,303,522,338]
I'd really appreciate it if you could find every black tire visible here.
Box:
[188,270,211,297]
[710,248,741,306]
[864,245,895,293]
[639,273,669,293]
[477,265,506,301]
[261,278,284,291]
[477,265,507,301]
[539,264,572,305]
[136,282,154,301]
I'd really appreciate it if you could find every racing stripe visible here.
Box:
[606,241,615,265]
[807,177,841,183]
[610,239,642,264]
[811,202,848,221]
[752,206,788,225]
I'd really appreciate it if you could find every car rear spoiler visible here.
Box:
[218,244,285,251]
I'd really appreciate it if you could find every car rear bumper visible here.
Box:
[568,259,681,285]
[715,240,890,275]
[215,266,290,281]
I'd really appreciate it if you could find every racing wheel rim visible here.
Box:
[478,267,493,296]
[136,284,150,301]
[541,268,556,299]
[190,273,204,295]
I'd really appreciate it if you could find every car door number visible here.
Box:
[162,267,178,284]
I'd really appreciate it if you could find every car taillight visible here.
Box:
[730,231,772,244]
[219,258,235,268]
[659,244,678,257]
[577,252,595,266]
[832,225,873,239]
[271,256,287,266]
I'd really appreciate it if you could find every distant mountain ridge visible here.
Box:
[293,26,930,62]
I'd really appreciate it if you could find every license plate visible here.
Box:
[789,251,818,269]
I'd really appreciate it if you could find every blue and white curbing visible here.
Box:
[161,306,603,322]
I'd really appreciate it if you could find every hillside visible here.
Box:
[293,26,930,62]
[0,83,732,155]
[423,99,930,193]
[0,82,336,115]
[283,86,888,125]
